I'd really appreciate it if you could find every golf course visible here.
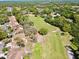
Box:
[29,16,68,59]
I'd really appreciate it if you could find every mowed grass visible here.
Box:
[31,43,42,59]
[23,55,30,59]
[43,32,68,59]
[29,16,68,59]
[29,16,57,31]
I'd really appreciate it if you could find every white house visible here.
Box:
[7,6,13,12]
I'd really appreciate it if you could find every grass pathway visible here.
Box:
[29,16,68,59]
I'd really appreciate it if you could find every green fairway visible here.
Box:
[29,16,57,31]
[42,32,68,59]
[29,16,68,59]
[23,55,30,59]
[31,43,42,59]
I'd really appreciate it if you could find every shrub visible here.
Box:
[0,57,6,59]
[7,12,12,16]
[14,37,25,47]
[23,25,37,36]
[23,55,30,59]
[2,48,8,53]
[39,28,48,35]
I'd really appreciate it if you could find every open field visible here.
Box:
[29,16,68,59]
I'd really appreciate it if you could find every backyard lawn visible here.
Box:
[29,16,68,59]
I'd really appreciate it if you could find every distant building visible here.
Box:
[7,6,13,12]
[51,12,60,17]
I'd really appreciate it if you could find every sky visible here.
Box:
[0,0,25,1]
[0,0,49,1]
[0,0,79,2]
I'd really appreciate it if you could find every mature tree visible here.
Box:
[44,15,53,24]
[53,16,66,28]
[12,7,20,16]
[42,7,52,15]
[45,18,53,24]
[70,24,79,37]
[16,14,34,27]
[0,15,9,25]
[61,11,73,19]
[17,15,28,25]
[0,28,8,41]
[74,14,79,23]
[7,12,12,16]
[59,5,74,19]
[62,23,71,32]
